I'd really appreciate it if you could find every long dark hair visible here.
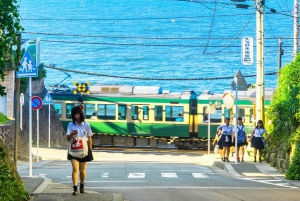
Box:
[71,106,85,124]
[256,119,265,129]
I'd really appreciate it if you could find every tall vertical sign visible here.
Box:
[241,37,254,66]
[16,39,40,177]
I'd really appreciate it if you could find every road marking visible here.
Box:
[238,178,298,189]
[102,173,109,178]
[38,174,46,178]
[128,173,145,178]
[192,173,209,178]
[86,186,296,190]
[161,173,178,178]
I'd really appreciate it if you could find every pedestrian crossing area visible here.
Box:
[238,177,298,189]
[59,172,213,180]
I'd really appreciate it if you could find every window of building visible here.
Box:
[165,106,184,122]
[97,104,116,120]
[154,105,163,121]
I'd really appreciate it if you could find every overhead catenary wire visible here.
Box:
[44,65,277,81]
[21,31,296,40]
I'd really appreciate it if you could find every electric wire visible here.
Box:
[44,65,277,81]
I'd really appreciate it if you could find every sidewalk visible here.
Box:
[19,148,125,201]
[19,147,300,201]
[211,151,300,188]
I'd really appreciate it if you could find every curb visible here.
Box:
[113,193,125,201]
[212,161,241,177]
[33,178,52,194]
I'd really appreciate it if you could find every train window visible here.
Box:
[165,106,184,122]
[118,105,126,120]
[224,108,230,119]
[66,103,75,119]
[238,108,245,122]
[131,106,138,120]
[250,108,254,123]
[154,105,163,121]
[142,106,149,120]
[97,104,116,120]
[203,106,222,123]
[54,103,62,118]
[84,104,95,119]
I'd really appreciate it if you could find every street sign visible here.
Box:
[231,70,248,91]
[20,93,24,105]
[31,96,43,110]
[43,93,54,105]
[241,37,253,65]
[17,50,38,78]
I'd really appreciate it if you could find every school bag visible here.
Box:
[237,125,246,143]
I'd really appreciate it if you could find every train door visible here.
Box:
[129,104,150,134]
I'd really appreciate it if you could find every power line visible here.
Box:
[21,32,297,40]
[44,65,277,81]
[19,13,253,21]
[22,31,296,40]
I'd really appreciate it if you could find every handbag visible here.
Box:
[214,144,219,154]
[68,123,89,158]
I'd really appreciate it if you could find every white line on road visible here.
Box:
[161,173,178,178]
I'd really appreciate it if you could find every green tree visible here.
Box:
[0,0,24,96]
[267,54,300,179]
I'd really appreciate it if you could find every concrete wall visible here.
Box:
[265,143,291,173]
[0,71,15,118]
[0,79,68,161]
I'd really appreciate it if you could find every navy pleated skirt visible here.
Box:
[220,134,233,147]
[251,137,265,149]
[68,148,94,162]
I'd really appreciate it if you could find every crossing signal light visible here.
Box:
[73,81,90,95]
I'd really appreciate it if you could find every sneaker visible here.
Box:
[237,158,240,162]
[225,158,230,162]
[241,159,244,162]
[222,158,225,162]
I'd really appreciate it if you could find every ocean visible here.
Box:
[18,0,295,94]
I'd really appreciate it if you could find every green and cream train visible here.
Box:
[50,84,274,149]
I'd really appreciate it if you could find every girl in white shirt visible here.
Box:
[250,120,268,163]
[66,106,93,195]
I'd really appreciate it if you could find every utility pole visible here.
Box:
[278,38,283,78]
[14,33,21,165]
[255,0,265,122]
[294,0,299,58]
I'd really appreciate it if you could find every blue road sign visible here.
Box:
[43,93,54,105]
[17,50,38,78]
[32,96,43,110]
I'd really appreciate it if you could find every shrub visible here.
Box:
[0,112,9,124]
[0,148,30,201]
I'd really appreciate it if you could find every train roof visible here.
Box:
[47,84,275,102]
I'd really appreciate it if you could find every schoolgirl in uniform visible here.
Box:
[232,117,247,162]
[66,106,94,195]
[213,128,223,160]
[217,117,234,162]
[250,120,268,163]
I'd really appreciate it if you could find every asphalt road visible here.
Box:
[18,148,300,201]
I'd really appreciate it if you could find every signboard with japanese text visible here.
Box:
[241,37,253,65]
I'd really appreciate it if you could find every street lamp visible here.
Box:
[207,101,222,155]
